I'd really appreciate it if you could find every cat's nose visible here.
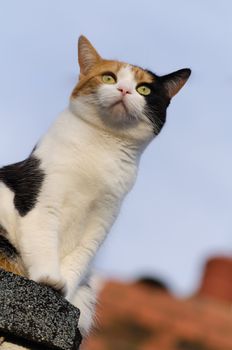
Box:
[117,86,132,96]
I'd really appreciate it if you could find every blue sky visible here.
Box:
[0,0,231,295]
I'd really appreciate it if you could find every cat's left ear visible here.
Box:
[161,68,191,99]
[78,35,102,75]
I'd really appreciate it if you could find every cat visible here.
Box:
[0,35,191,336]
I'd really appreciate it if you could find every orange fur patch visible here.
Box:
[0,254,26,276]
[71,60,154,98]
[131,65,154,84]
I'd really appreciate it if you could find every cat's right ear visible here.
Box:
[78,36,102,76]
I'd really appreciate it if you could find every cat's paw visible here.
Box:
[0,336,5,345]
[38,275,67,297]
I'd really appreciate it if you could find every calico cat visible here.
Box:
[0,36,191,335]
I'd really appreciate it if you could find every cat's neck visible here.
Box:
[65,107,142,164]
[69,97,153,154]
[36,107,142,168]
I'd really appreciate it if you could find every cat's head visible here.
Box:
[70,36,191,142]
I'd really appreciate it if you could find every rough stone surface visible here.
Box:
[0,269,82,350]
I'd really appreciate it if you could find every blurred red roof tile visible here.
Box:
[82,257,232,350]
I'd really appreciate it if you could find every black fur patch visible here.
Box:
[0,156,45,216]
[142,68,190,134]
[0,235,18,259]
[142,70,170,135]
[0,224,7,236]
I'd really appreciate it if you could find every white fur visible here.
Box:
[0,65,154,335]
[97,66,149,123]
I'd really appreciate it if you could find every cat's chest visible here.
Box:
[59,152,137,247]
[69,151,137,201]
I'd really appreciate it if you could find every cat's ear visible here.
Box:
[78,35,102,75]
[161,68,191,99]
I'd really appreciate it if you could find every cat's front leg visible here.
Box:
[60,208,116,336]
[61,205,118,301]
[18,208,67,295]
[71,272,97,336]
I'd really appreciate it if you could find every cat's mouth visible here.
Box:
[111,99,127,108]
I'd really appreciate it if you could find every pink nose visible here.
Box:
[117,87,132,96]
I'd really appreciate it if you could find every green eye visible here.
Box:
[137,85,151,96]
[102,74,116,84]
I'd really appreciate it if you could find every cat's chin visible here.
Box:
[110,101,128,117]
[104,101,136,126]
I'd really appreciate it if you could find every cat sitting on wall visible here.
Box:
[0,36,191,335]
